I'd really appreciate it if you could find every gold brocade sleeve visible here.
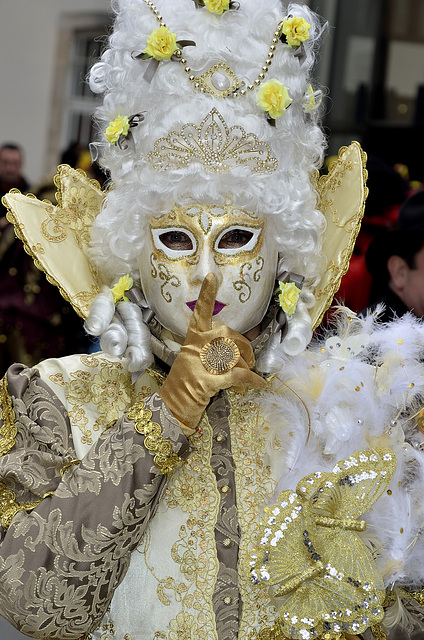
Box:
[0,363,191,639]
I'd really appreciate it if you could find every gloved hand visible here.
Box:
[159,272,267,433]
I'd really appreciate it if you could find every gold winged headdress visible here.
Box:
[2,141,367,329]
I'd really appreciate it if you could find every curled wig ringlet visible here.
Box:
[85,0,329,371]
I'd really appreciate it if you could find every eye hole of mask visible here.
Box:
[215,226,261,254]
[152,227,197,257]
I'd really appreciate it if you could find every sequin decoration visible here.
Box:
[250,448,397,640]
[200,337,240,374]
[148,108,278,174]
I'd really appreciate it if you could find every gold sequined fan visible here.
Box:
[250,449,396,640]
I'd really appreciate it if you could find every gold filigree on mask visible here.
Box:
[233,257,264,303]
[182,204,234,235]
[148,108,278,174]
[150,254,181,302]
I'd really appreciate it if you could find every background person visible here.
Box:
[0,143,29,221]
[364,189,424,321]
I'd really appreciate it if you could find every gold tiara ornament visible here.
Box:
[148,108,278,174]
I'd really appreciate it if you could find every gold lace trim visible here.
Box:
[0,375,17,456]
[127,401,183,475]
[227,391,277,635]
[0,482,54,530]
[141,412,219,639]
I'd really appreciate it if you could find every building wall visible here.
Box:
[0,3,108,634]
[0,0,110,186]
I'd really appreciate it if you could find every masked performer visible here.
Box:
[2,2,424,640]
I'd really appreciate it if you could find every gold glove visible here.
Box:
[159,273,267,432]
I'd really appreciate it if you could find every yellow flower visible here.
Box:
[144,26,179,60]
[257,79,292,120]
[304,84,316,111]
[105,115,130,144]
[281,16,311,47]
[204,0,230,14]
[278,281,301,316]
[110,274,133,303]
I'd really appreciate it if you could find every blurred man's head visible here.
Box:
[366,190,424,317]
[0,144,24,184]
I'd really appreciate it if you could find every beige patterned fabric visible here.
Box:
[1,337,424,640]
[0,363,190,639]
[0,339,283,640]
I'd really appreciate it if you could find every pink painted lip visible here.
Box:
[186,300,226,315]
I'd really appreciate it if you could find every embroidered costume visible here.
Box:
[1,1,424,640]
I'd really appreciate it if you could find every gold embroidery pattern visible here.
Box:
[168,611,201,639]
[85,609,135,639]
[49,356,135,445]
[314,248,351,302]
[127,401,182,475]
[409,587,424,606]
[227,391,278,636]
[148,108,278,175]
[141,415,219,639]
[53,164,104,248]
[0,483,54,531]
[0,375,17,456]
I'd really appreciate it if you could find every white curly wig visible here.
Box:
[85,0,328,373]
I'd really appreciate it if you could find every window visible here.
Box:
[64,28,107,149]
[45,13,111,175]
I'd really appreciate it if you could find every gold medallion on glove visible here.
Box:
[200,336,240,374]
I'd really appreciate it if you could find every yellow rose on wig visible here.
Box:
[110,275,134,303]
[105,115,130,144]
[278,282,301,316]
[144,26,179,60]
[281,16,311,47]
[257,80,292,120]
[204,0,230,14]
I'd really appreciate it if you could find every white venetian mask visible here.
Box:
[138,203,278,339]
